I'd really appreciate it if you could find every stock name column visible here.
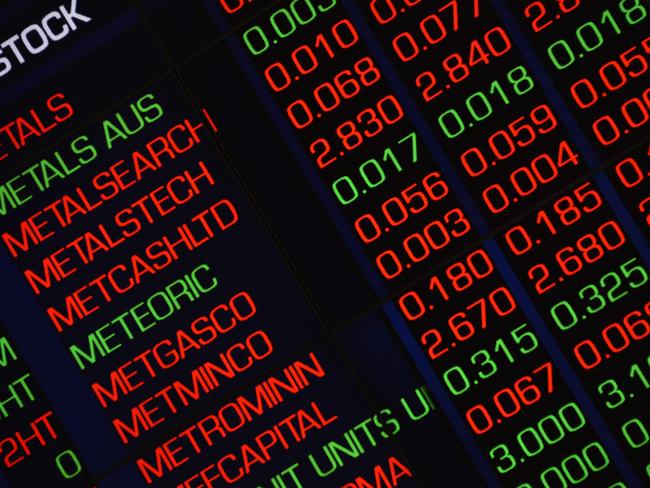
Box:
[203,0,638,486]
[0,69,351,484]
[0,0,169,482]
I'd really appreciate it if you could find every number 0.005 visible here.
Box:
[438,66,535,138]
[242,0,337,55]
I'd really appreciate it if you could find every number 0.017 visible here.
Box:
[331,132,418,205]
[264,19,360,92]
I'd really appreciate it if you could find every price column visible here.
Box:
[497,175,650,481]
[353,0,586,228]
[0,75,328,483]
[393,239,627,487]
[504,0,650,163]
[211,0,478,291]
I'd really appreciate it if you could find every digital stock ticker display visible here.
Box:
[0,1,649,487]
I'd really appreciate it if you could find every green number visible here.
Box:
[316,0,337,12]
[513,403,579,460]
[489,79,510,105]
[558,402,586,432]
[601,10,622,34]
[548,39,575,69]
[470,349,498,379]
[508,66,535,95]
[576,22,603,52]
[489,444,517,473]
[290,0,317,25]
[619,0,647,24]
[466,92,493,121]
[579,284,607,313]
[494,338,515,362]
[332,134,420,205]
[270,9,297,37]
[597,379,626,409]
[438,109,465,138]
[511,323,539,353]
[443,365,471,395]
[562,454,589,483]
[243,26,269,55]
[517,427,545,456]
[630,359,650,389]
[582,442,609,471]
[541,466,565,488]
[243,0,335,55]
[538,414,565,444]
[332,176,358,205]
[55,450,82,479]
[360,159,386,187]
[622,418,650,448]
[397,132,418,164]
[620,257,648,288]
[550,300,579,330]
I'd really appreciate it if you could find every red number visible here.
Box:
[398,291,427,320]
[448,311,475,340]
[310,138,336,168]
[524,2,551,32]
[421,328,448,360]
[466,363,552,434]
[416,71,444,102]
[265,62,292,92]
[466,404,493,434]
[528,264,556,294]
[615,158,644,188]
[220,0,245,14]
[574,339,602,369]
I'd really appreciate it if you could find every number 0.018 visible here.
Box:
[438,66,535,138]
[547,0,647,70]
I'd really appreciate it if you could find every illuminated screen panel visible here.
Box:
[0,0,649,486]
